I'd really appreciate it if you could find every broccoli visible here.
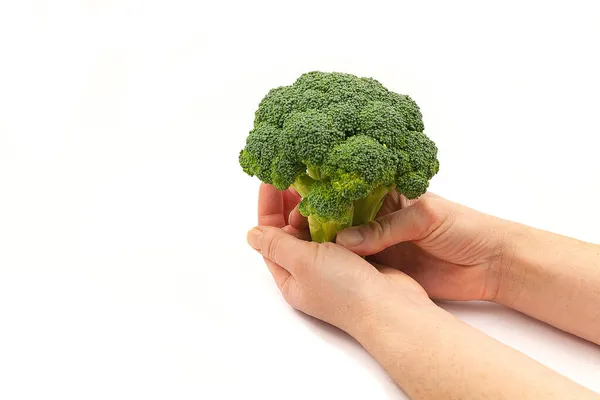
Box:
[239,71,439,242]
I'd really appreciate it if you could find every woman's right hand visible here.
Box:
[268,187,600,398]
[336,191,510,302]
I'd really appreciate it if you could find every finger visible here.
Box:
[370,261,398,274]
[283,224,311,241]
[336,196,447,256]
[377,190,401,218]
[400,192,438,209]
[283,188,302,224]
[399,194,412,209]
[258,183,286,227]
[247,226,316,274]
[375,265,411,281]
[288,206,308,231]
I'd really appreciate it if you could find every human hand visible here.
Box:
[247,186,599,400]
[336,192,508,302]
[247,184,434,336]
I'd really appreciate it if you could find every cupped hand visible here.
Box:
[337,192,508,302]
[247,184,433,336]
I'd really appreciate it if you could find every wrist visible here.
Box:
[349,298,462,385]
[348,292,448,345]
[489,221,529,305]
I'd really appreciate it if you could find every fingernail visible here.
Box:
[337,228,363,247]
[247,227,263,250]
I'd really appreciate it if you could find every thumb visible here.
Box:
[247,225,316,274]
[336,196,445,256]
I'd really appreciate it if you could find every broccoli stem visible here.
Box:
[293,173,352,242]
[292,175,391,242]
[291,174,315,197]
[307,215,352,243]
[352,185,392,226]
[306,166,322,180]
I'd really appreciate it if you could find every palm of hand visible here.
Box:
[259,184,502,303]
[255,184,431,331]
[368,191,504,301]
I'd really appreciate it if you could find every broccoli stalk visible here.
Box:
[307,214,353,243]
[306,186,391,243]
[292,174,353,242]
[239,71,439,242]
[352,185,393,226]
[291,174,315,198]
[292,173,392,242]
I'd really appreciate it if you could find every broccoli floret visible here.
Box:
[239,71,439,242]
[298,180,354,243]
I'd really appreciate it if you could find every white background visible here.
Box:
[1,1,599,398]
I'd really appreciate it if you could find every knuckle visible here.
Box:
[320,242,337,252]
[415,195,455,240]
[372,217,391,243]
[415,196,446,227]
[297,242,336,284]
[312,242,334,271]
[262,232,281,264]
[415,196,437,220]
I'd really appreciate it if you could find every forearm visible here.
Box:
[494,222,600,344]
[351,303,597,400]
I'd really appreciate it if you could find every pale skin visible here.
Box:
[247,184,600,399]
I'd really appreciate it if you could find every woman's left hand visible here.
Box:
[247,184,434,336]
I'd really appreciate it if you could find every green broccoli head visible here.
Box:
[239,71,439,242]
[322,135,397,200]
